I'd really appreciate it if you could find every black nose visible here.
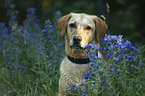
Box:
[73,36,82,43]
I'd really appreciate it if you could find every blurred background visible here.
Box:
[0,0,145,45]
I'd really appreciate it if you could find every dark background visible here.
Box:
[0,0,145,45]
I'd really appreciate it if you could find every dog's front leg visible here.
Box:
[58,74,73,96]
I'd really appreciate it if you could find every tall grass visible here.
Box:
[0,0,145,96]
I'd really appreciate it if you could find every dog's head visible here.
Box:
[58,13,107,50]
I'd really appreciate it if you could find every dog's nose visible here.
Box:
[73,36,82,43]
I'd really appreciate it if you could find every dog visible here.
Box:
[58,13,107,96]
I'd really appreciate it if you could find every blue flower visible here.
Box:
[110,68,113,71]
[27,8,36,13]
[125,67,128,70]
[124,40,132,46]
[120,44,125,49]
[82,74,89,79]
[114,70,117,73]
[51,47,54,49]
[13,58,15,60]
[11,38,14,41]
[7,54,10,57]
[39,52,43,54]
[89,62,94,65]
[125,57,129,61]
[104,47,108,50]
[17,65,20,68]
[130,52,135,54]
[36,43,39,46]
[114,57,119,61]
[108,41,112,45]
[105,74,108,77]
[7,65,10,68]
[82,93,86,96]
[58,43,63,47]
[50,55,53,58]
[110,44,113,48]
[45,25,53,28]
[107,53,112,58]
[89,75,92,78]
[21,65,25,69]
[92,72,97,75]
[23,70,27,73]
[89,58,95,62]
[93,84,96,87]
[70,83,75,88]
[83,89,87,92]
[113,52,117,54]
[73,87,80,91]
[96,65,101,69]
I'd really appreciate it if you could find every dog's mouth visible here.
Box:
[70,36,87,50]
[70,44,84,50]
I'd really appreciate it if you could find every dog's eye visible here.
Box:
[70,23,76,28]
[86,26,92,30]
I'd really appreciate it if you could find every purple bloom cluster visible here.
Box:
[101,34,142,74]
[70,34,144,95]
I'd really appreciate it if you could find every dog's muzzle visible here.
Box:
[73,36,82,44]
[70,36,84,49]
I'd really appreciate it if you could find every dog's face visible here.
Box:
[58,13,107,50]
[67,14,96,49]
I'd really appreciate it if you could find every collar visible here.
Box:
[67,55,90,64]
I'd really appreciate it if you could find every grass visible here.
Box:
[0,0,145,96]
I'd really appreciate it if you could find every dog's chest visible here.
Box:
[60,57,89,81]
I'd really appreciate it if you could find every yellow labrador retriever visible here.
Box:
[58,13,107,96]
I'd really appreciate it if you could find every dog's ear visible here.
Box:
[58,14,72,38]
[93,16,107,43]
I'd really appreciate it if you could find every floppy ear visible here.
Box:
[58,14,72,37]
[94,17,107,43]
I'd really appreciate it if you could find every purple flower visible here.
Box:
[124,40,132,46]
[107,53,112,58]
[74,87,80,91]
[7,54,10,57]
[82,74,89,79]
[58,43,63,47]
[24,70,27,73]
[39,52,43,54]
[27,8,36,13]
[82,93,86,96]
[70,83,75,88]
[125,67,128,70]
[13,58,15,60]
[83,89,87,92]
[131,65,134,67]
[114,70,117,73]
[89,62,94,65]
[21,65,25,69]
[17,65,20,68]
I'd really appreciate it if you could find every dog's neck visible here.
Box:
[65,39,89,59]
